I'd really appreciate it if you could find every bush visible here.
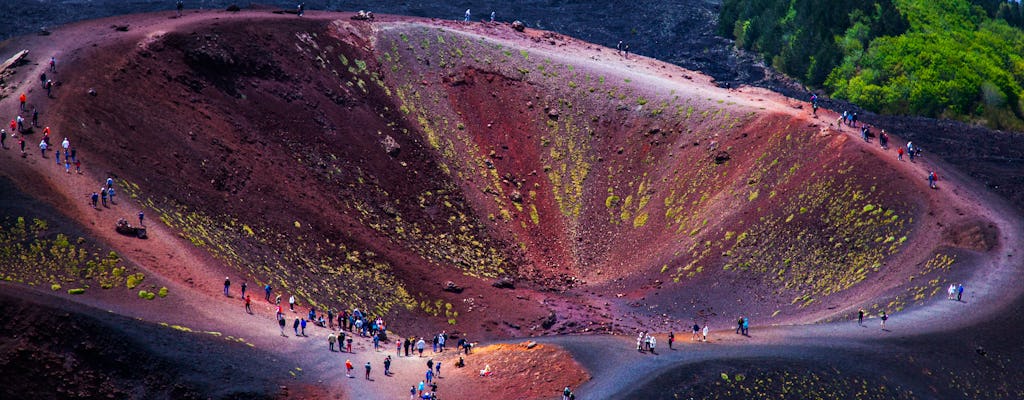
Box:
[68,288,85,295]
[126,273,145,289]
[158,287,169,298]
[138,290,156,300]
[51,283,61,291]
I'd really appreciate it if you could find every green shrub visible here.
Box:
[126,273,145,289]
[158,287,169,298]
[68,288,85,295]
[50,283,61,291]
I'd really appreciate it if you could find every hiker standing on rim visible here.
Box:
[223,277,231,296]
[464,9,471,22]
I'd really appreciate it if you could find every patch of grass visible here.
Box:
[67,288,85,295]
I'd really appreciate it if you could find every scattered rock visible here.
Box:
[492,277,515,289]
[442,281,464,293]
[541,312,557,329]
[381,135,400,156]
[352,10,374,21]
[714,151,730,164]
[87,88,97,97]
[511,20,526,32]
[112,25,129,32]
[547,108,559,120]
[525,341,538,349]
[509,191,523,203]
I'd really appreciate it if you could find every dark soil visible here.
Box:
[0,283,288,400]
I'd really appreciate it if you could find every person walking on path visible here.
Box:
[858,309,865,325]
[404,337,411,357]
[289,295,296,311]
[735,317,743,334]
[176,0,184,17]
[328,332,337,351]
[425,368,434,384]
[383,355,392,376]
[264,284,272,302]
[957,284,964,301]
[49,56,56,72]
[345,360,353,377]
[668,331,674,349]
[396,339,402,356]
[742,317,749,336]
[223,277,231,297]
[1,129,6,149]
[490,11,495,22]
[435,361,441,377]
[19,93,26,111]
[240,282,247,299]
[99,188,107,207]
[416,337,426,357]
[880,311,888,329]
[346,336,353,353]
[138,211,144,226]
[278,315,287,336]
[296,2,305,17]
[897,146,904,161]
[702,325,709,342]
[464,9,471,22]
[300,318,307,336]
[75,159,81,174]
[928,171,938,189]
[39,139,47,157]
[692,324,700,341]
[364,361,371,380]
[293,318,300,336]
[245,295,252,314]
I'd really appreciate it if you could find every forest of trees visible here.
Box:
[720,0,1024,130]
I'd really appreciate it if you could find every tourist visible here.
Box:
[416,337,426,357]
[224,277,231,296]
[702,325,709,342]
[668,331,674,349]
[345,359,353,377]
[957,284,964,301]
[245,295,252,314]
[279,316,287,336]
[858,308,865,325]
[364,361,371,380]
[880,311,888,329]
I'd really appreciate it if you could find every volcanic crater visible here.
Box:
[0,9,1021,400]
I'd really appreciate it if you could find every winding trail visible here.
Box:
[0,8,1021,400]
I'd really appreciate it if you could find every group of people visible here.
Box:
[948,283,965,301]
[735,316,750,336]
[636,331,658,353]
[818,96,941,190]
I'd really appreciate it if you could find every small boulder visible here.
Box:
[442,281,464,293]
[714,151,730,164]
[382,135,400,156]
[511,21,526,32]
[226,4,241,12]
[509,191,523,203]
[492,277,515,289]
[541,312,556,329]
[525,341,538,349]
